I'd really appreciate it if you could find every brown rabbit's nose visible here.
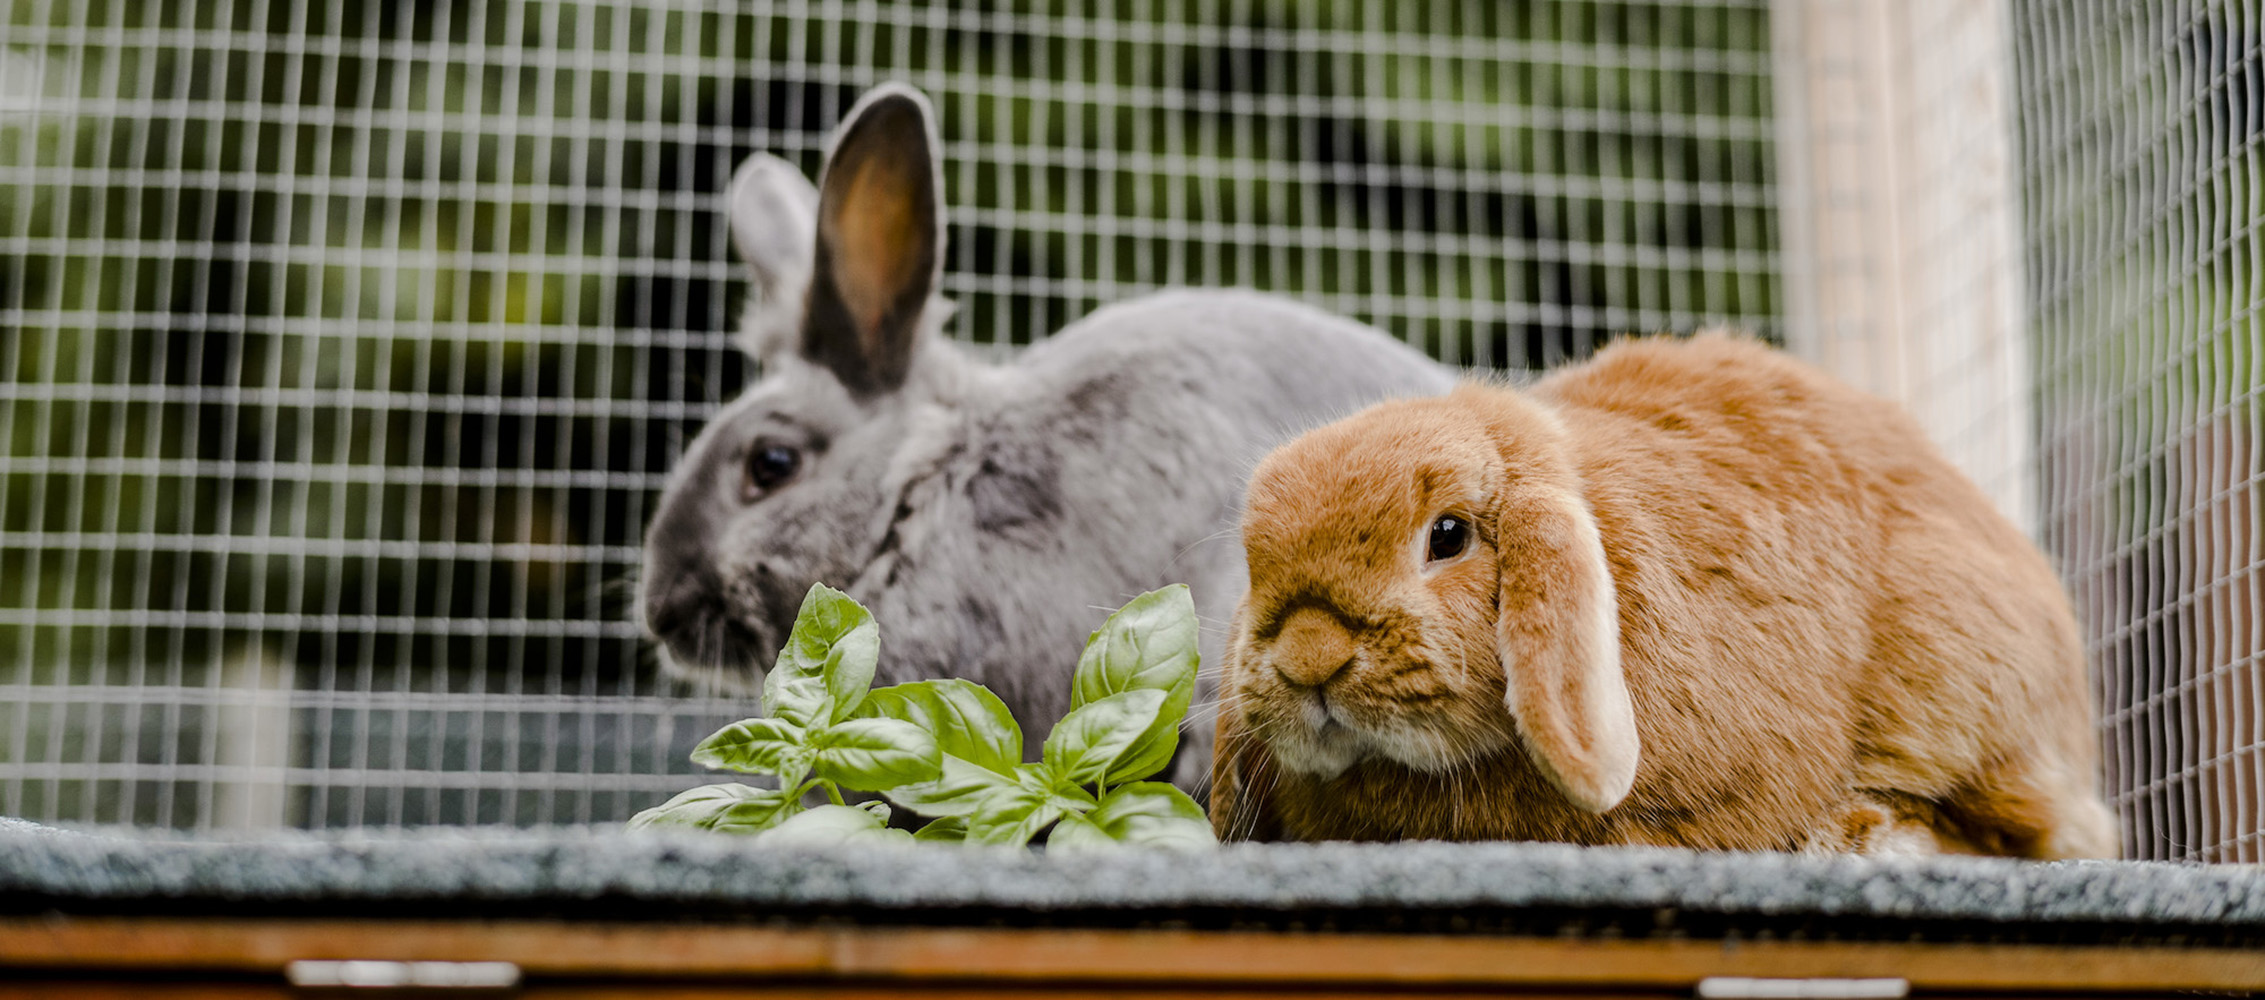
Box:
[1271,606,1360,688]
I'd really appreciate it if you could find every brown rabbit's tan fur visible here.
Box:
[1212,334,2116,858]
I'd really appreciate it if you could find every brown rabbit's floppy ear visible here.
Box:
[1491,475,1640,813]
[804,84,943,397]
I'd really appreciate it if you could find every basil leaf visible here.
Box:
[1041,688,1167,787]
[852,679,1022,774]
[1067,586,1200,785]
[628,783,797,834]
[688,718,806,775]
[711,787,803,835]
[765,584,877,726]
[1045,811,1116,852]
[1098,699,1185,787]
[1085,782,1216,848]
[883,753,1020,817]
[759,803,913,847]
[1071,585,1199,710]
[964,783,1064,847]
[809,717,941,791]
[1021,761,1098,812]
[912,816,968,843]
[818,614,880,724]
[627,782,765,829]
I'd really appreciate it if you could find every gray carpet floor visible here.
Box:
[3,820,2260,945]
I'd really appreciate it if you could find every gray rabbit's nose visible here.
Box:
[643,578,714,639]
[643,576,763,673]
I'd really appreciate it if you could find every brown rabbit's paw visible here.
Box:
[1800,796,1948,857]
[1940,758,2121,859]
[2051,797,2119,859]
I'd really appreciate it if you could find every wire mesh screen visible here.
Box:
[2018,0,2262,862]
[1,0,1780,829]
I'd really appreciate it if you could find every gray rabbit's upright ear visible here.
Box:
[728,153,819,298]
[803,84,943,397]
[726,153,820,362]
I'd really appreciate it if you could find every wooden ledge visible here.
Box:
[4,917,2263,993]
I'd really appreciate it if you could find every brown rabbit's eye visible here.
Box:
[743,444,801,499]
[1427,515,1469,562]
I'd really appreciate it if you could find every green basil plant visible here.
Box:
[629,583,1215,850]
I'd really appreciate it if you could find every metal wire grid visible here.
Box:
[0,0,1782,828]
[2017,0,2262,862]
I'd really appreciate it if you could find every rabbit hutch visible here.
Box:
[2,0,2262,996]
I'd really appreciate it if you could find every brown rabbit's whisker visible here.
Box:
[1230,765,1286,841]
[1449,763,1466,831]
[1241,777,1279,840]
[1171,526,1242,567]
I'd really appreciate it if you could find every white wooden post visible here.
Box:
[1771,0,2034,535]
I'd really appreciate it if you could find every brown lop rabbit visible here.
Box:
[1210,333,2116,858]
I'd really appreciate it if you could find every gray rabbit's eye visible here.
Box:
[742,443,802,500]
[1427,515,1469,562]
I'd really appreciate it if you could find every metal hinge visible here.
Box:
[286,960,521,993]
[1696,977,1910,1000]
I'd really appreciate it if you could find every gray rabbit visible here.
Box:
[638,84,1452,791]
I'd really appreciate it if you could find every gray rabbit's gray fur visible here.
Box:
[638,84,1452,790]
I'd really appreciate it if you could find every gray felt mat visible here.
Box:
[2,820,2260,945]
